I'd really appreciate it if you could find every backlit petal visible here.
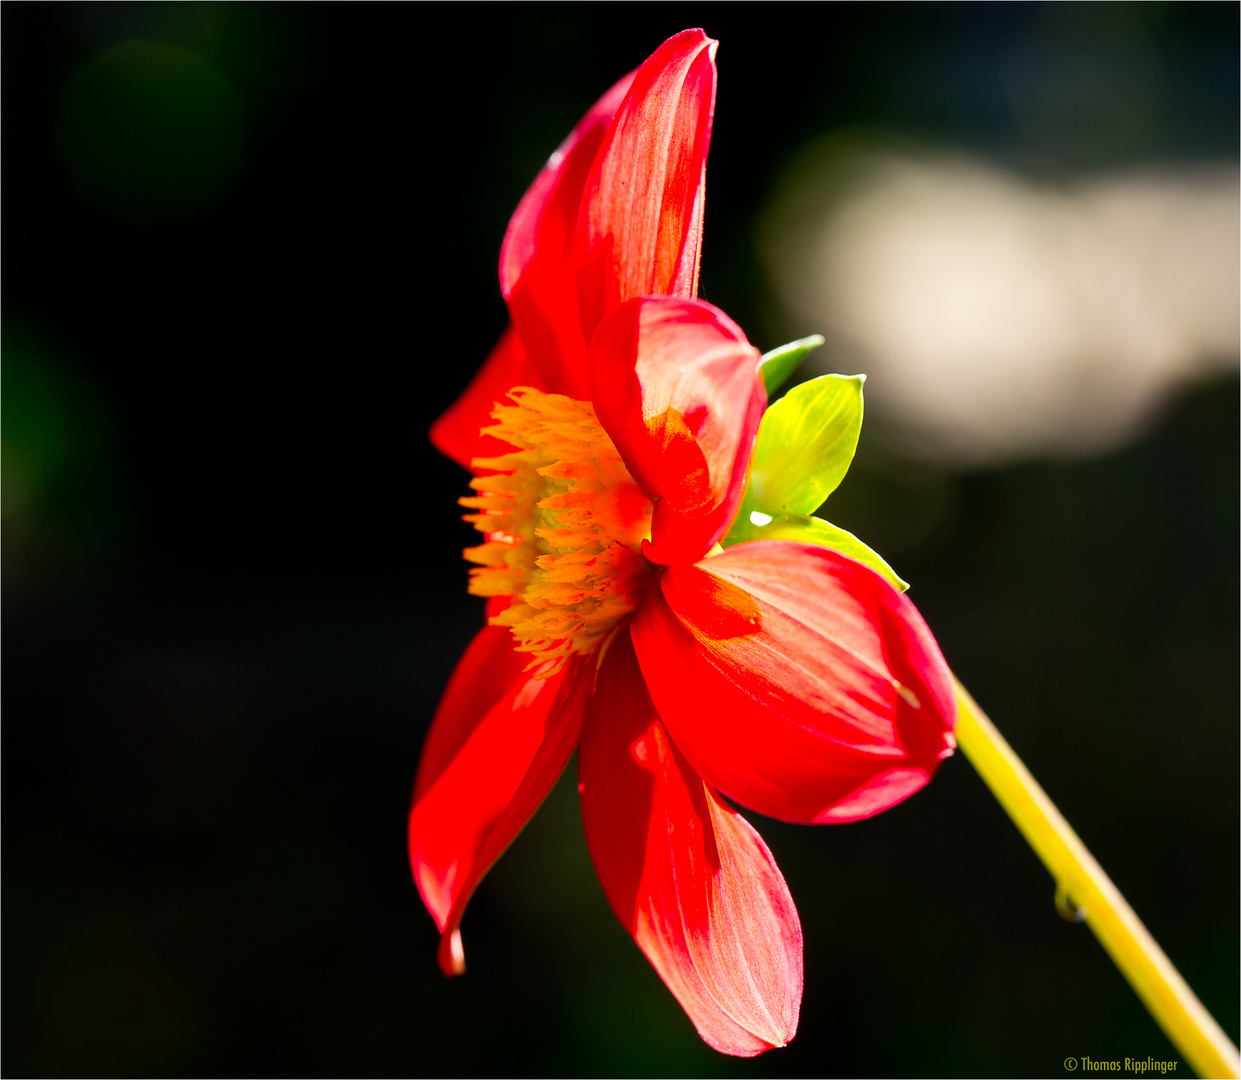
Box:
[409,626,589,974]
[429,328,546,467]
[589,297,765,565]
[575,29,717,342]
[501,73,635,397]
[632,541,957,824]
[579,634,802,1056]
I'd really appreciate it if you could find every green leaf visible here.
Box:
[745,373,864,517]
[726,368,905,590]
[724,510,908,592]
[758,334,824,397]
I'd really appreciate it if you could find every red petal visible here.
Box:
[576,29,717,343]
[631,542,958,824]
[579,634,803,1057]
[409,626,589,974]
[589,297,765,565]
[500,72,635,299]
[429,327,546,468]
[501,73,635,398]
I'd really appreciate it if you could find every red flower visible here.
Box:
[411,29,957,1056]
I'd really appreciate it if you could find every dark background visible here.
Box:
[3,4,1237,1076]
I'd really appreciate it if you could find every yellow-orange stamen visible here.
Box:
[460,387,656,676]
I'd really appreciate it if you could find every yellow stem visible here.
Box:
[953,677,1240,1080]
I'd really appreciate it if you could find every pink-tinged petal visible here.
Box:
[589,297,766,565]
[579,634,803,1057]
[501,73,635,398]
[631,542,957,824]
[429,327,546,468]
[409,626,590,974]
[576,29,717,344]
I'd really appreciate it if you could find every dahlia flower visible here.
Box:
[410,28,956,1056]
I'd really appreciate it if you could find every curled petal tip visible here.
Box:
[677,27,716,47]
[438,928,466,977]
[411,628,588,977]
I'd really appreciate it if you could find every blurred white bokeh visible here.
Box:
[761,144,1239,465]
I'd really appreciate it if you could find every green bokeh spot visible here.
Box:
[56,41,245,227]
[1,344,74,518]
[1,328,126,563]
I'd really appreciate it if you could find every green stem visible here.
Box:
[953,677,1240,1079]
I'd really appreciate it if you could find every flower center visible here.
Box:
[461,387,656,677]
